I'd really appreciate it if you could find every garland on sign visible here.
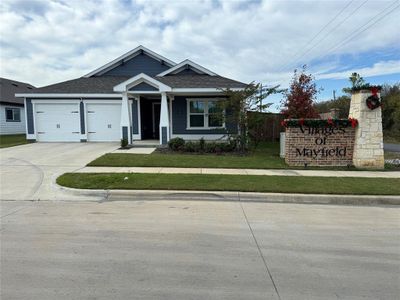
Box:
[351,84,382,92]
[366,86,382,110]
[281,118,358,128]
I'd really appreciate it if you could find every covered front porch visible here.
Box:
[114,74,172,146]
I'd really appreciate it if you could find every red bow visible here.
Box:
[348,117,358,128]
[371,87,379,96]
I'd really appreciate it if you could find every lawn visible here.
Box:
[0,134,31,148]
[89,142,297,169]
[57,173,400,195]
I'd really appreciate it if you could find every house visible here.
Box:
[16,45,247,145]
[0,78,35,135]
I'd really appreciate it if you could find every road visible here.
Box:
[1,199,399,300]
[384,143,400,152]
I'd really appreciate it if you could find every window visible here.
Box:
[187,99,224,129]
[5,108,21,122]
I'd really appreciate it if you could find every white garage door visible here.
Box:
[86,103,121,142]
[35,103,81,142]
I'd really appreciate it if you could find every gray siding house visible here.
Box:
[16,46,246,145]
[0,78,35,135]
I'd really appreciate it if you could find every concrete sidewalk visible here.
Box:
[77,166,400,178]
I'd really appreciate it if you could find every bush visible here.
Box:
[199,138,205,152]
[168,137,185,151]
[168,138,236,154]
[121,138,128,148]
[204,142,217,153]
[183,141,198,152]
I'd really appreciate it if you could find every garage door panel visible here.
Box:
[35,103,80,142]
[86,103,121,142]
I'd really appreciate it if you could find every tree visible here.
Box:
[342,72,365,94]
[314,95,351,118]
[222,83,283,152]
[281,65,319,118]
[381,83,400,141]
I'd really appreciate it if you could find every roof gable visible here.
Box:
[129,81,158,92]
[157,59,217,76]
[100,52,171,77]
[113,73,171,93]
[83,45,176,78]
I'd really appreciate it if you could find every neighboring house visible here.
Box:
[0,78,35,135]
[16,45,247,145]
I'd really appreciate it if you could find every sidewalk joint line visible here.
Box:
[238,192,282,300]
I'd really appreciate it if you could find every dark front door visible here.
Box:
[152,103,160,140]
[140,97,161,140]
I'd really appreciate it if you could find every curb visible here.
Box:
[106,189,400,206]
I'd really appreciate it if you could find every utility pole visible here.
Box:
[333,90,336,101]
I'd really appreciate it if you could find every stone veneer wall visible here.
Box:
[285,126,355,166]
[349,91,384,169]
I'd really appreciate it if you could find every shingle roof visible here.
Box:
[22,74,247,95]
[0,77,36,105]
[155,74,247,88]
[31,76,130,94]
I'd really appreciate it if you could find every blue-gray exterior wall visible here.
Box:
[26,99,34,134]
[129,82,158,91]
[101,53,170,77]
[161,127,168,145]
[131,99,139,134]
[122,126,128,140]
[171,96,237,135]
[79,101,85,134]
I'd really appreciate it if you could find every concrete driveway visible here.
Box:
[0,142,118,201]
[1,200,399,300]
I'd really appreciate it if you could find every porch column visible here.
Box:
[121,92,132,144]
[159,92,170,145]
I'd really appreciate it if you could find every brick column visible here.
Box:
[349,90,384,169]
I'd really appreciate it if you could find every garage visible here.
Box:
[86,103,121,142]
[35,103,81,142]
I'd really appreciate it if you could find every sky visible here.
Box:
[1,0,399,111]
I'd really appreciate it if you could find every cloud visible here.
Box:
[0,0,399,88]
[317,60,400,80]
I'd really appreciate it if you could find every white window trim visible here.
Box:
[186,98,225,130]
[5,107,21,122]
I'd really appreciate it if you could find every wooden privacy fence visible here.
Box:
[247,111,285,142]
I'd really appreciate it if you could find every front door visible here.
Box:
[152,103,160,139]
[140,98,161,140]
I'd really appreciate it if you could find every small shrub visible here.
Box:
[184,141,197,152]
[121,138,128,148]
[199,138,205,152]
[168,137,185,151]
[204,142,217,153]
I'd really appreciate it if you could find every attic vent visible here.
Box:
[12,83,18,87]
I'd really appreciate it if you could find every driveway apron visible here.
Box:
[0,142,118,201]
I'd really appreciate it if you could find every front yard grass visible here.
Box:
[0,134,31,148]
[57,173,400,195]
[88,142,310,169]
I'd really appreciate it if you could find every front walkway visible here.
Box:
[77,166,400,178]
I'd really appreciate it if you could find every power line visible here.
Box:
[281,0,369,72]
[279,0,354,72]
[322,1,400,58]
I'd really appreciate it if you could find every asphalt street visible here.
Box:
[1,199,399,300]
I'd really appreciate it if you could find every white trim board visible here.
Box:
[157,59,217,76]
[83,45,177,78]
[16,93,122,98]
